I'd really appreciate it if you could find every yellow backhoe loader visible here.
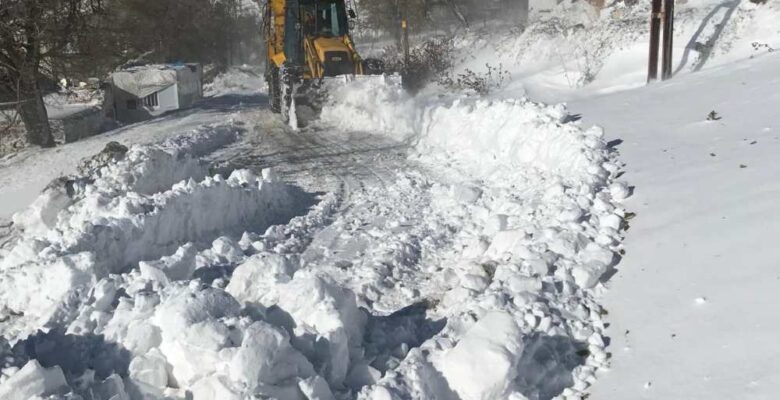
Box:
[262,0,383,125]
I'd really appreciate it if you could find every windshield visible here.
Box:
[301,1,348,37]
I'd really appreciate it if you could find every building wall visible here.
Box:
[112,87,152,124]
[157,84,180,113]
[112,84,180,124]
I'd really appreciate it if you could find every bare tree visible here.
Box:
[0,0,102,148]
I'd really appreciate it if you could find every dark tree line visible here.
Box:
[1,0,261,148]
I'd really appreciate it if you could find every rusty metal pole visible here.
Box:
[661,0,675,80]
[402,16,410,66]
[648,0,663,82]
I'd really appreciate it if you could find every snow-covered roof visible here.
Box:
[111,64,197,98]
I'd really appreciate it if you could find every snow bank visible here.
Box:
[320,75,608,185]
[0,120,364,399]
[1,169,295,338]
[327,63,625,400]
[12,124,239,237]
[417,98,605,183]
[0,127,301,341]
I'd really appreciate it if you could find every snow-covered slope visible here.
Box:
[571,52,780,400]
[446,0,780,101]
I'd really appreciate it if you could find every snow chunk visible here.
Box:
[153,286,240,340]
[609,182,630,202]
[485,230,530,260]
[190,375,243,400]
[273,272,366,387]
[572,261,608,289]
[138,243,198,281]
[129,348,169,388]
[229,321,315,390]
[0,360,68,400]
[0,253,96,335]
[299,375,336,400]
[226,253,298,306]
[153,286,241,386]
[436,312,524,400]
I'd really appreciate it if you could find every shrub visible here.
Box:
[439,63,511,95]
[382,37,454,93]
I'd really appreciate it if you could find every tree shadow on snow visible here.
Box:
[363,301,447,373]
[674,0,741,75]
[515,334,590,400]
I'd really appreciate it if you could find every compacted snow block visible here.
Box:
[226,253,299,306]
[0,360,68,400]
[273,272,367,389]
[229,321,315,390]
[436,312,524,400]
[152,285,241,387]
[0,253,96,337]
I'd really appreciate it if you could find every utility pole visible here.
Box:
[395,0,409,67]
[648,0,662,82]
[661,0,675,80]
[402,16,410,66]
[648,0,675,83]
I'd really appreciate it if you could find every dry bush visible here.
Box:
[381,37,454,93]
[439,63,511,95]
[0,109,26,157]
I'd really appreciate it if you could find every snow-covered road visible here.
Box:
[0,69,627,400]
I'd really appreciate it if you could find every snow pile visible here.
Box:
[204,66,266,97]
[0,121,371,398]
[416,97,605,183]
[320,72,626,400]
[0,127,300,342]
[12,124,239,237]
[320,76,607,184]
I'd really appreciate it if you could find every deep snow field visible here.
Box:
[1,1,779,399]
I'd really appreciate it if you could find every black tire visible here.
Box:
[280,65,296,123]
[267,65,282,113]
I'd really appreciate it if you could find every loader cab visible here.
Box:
[301,1,349,38]
[286,0,361,78]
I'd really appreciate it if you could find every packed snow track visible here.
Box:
[0,71,628,400]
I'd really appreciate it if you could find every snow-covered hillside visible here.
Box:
[0,1,778,399]
[574,49,780,400]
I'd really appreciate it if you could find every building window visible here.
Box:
[126,99,137,110]
[143,92,159,108]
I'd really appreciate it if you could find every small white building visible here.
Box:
[107,64,202,123]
